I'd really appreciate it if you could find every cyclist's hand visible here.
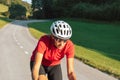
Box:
[68,72,76,80]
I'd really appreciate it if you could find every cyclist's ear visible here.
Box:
[50,34,54,39]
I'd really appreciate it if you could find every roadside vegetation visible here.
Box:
[0,0,31,20]
[28,19,120,79]
[31,0,120,21]
[0,4,8,12]
[0,17,11,28]
[0,0,31,28]
[0,4,11,28]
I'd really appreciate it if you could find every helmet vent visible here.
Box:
[64,30,66,35]
[52,28,55,34]
[61,30,63,35]
[59,24,61,27]
[67,30,69,35]
[55,24,57,27]
[63,25,66,28]
[56,29,59,34]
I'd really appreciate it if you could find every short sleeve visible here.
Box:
[66,41,75,58]
[30,35,49,61]
[37,36,47,54]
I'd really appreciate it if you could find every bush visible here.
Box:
[99,2,120,21]
[32,10,45,19]
[70,2,120,21]
[52,6,66,18]
[9,4,27,19]
[1,11,10,17]
[71,3,97,18]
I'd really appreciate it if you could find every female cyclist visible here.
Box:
[30,20,76,80]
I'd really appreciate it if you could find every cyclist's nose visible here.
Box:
[60,41,65,46]
[55,41,65,49]
[59,41,65,47]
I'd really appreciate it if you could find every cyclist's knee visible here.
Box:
[38,75,48,80]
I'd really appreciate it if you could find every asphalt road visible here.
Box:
[0,20,118,80]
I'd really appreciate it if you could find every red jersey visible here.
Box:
[31,35,74,66]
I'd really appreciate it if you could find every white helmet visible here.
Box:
[50,20,72,40]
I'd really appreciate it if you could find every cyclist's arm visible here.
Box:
[67,58,76,80]
[32,52,43,80]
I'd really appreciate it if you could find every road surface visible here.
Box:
[0,20,118,80]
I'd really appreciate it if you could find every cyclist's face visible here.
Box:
[53,36,67,49]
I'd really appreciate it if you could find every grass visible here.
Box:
[0,17,11,28]
[28,19,120,79]
[0,4,11,28]
[0,4,8,13]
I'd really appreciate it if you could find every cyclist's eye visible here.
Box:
[57,39,67,43]
[53,36,67,43]
[54,36,59,41]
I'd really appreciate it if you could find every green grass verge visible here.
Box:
[0,4,11,28]
[0,17,12,29]
[28,19,120,79]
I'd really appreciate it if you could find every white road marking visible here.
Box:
[25,51,29,54]
[13,30,30,55]
[20,46,23,49]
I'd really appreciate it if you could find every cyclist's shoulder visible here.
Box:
[41,34,50,38]
[39,35,51,40]
[65,39,74,48]
[67,39,74,45]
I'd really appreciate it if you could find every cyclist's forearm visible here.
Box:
[68,72,76,80]
[67,58,76,80]
[32,67,39,80]
[32,52,43,80]
[67,58,74,74]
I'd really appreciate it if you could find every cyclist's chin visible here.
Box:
[56,45,64,49]
[55,42,66,49]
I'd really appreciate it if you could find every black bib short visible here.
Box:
[30,61,62,80]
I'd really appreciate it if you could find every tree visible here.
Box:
[32,0,43,11]
[31,0,45,18]
[22,1,31,12]
[0,0,22,6]
[32,0,55,19]
[42,0,53,18]
[0,0,6,4]
[9,4,27,19]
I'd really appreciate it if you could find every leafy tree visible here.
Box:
[32,0,53,18]
[9,4,27,19]
[42,0,53,18]
[31,0,44,18]
[0,0,6,4]
[31,0,120,21]
[22,1,31,12]
[11,0,22,4]
[0,0,22,6]
[32,0,43,11]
